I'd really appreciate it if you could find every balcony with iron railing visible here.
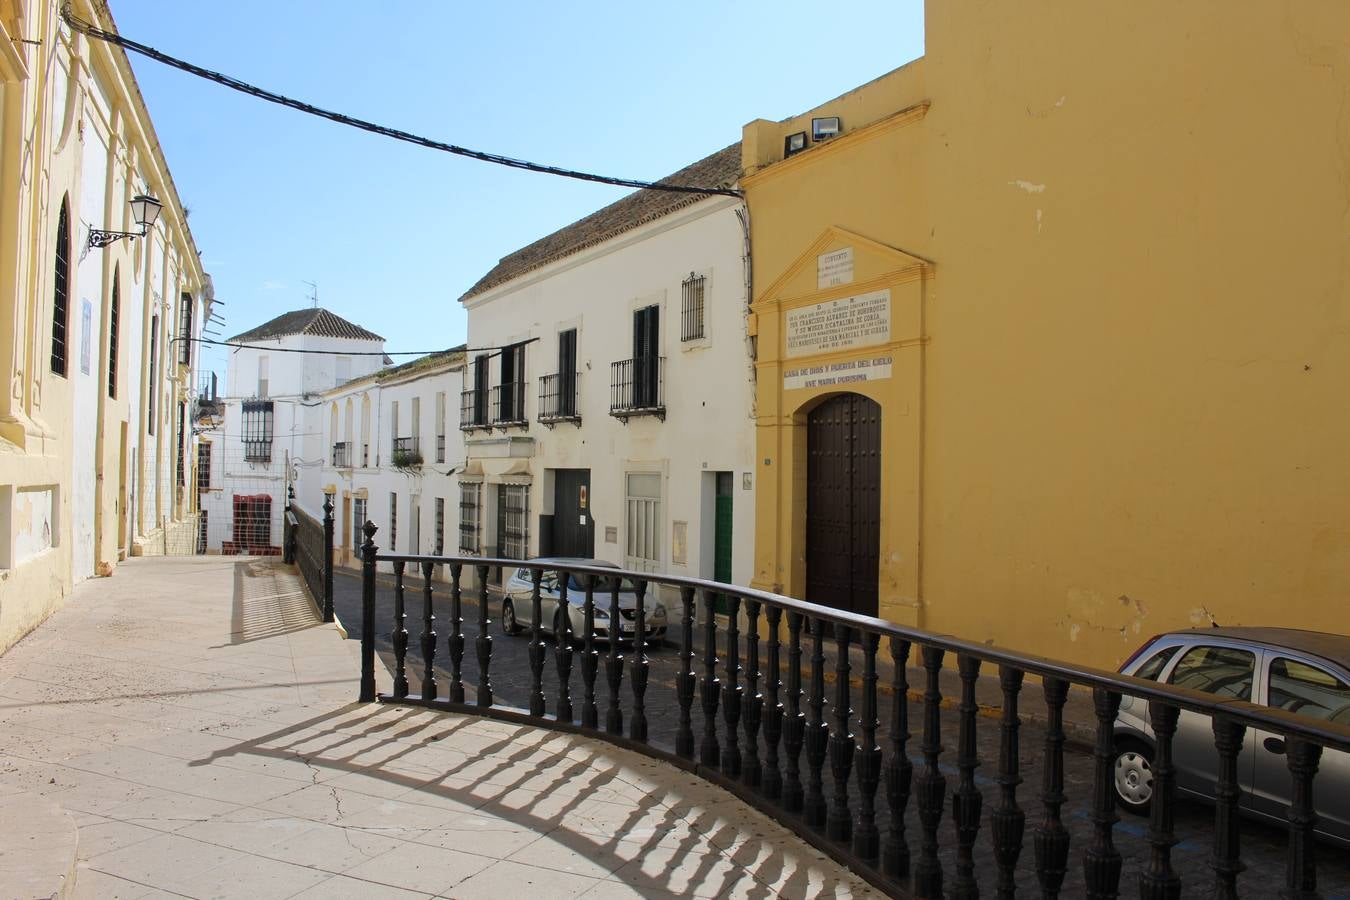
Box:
[460,388,488,431]
[538,372,581,426]
[331,441,352,468]
[610,356,664,420]
[491,381,528,427]
[391,436,422,468]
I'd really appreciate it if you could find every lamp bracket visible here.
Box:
[86,227,144,250]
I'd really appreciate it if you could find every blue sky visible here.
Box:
[111,2,924,386]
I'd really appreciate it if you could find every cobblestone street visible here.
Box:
[335,568,1350,898]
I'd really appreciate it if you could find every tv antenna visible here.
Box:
[303,280,318,308]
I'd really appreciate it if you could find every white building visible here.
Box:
[197,308,384,554]
[316,348,466,571]
[457,144,755,592]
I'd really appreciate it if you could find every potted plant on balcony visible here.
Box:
[391,447,423,469]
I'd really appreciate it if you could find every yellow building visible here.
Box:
[0,0,209,651]
[745,1,1350,666]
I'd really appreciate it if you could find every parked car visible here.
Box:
[500,558,669,644]
[1114,627,1350,844]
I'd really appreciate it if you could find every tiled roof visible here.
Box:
[374,346,466,382]
[459,143,742,302]
[228,308,384,343]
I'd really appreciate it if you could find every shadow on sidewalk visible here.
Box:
[189,703,819,898]
[223,559,325,646]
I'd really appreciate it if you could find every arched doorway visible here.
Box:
[805,393,881,617]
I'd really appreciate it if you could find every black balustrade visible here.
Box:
[391,561,409,698]
[914,645,946,899]
[286,493,334,623]
[952,654,982,899]
[354,551,1350,900]
[675,587,696,759]
[527,569,545,717]
[1035,676,1072,898]
[742,599,762,789]
[826,625,854,843]
[722,594,743,777]
[992,665,1025,899]
[629,580,649,743]
[419,561,436,700]
[804,618,829,830]
[555,569,574,722]
[605,578,624,735]
[882,637,912,880]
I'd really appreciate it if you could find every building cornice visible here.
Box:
[740,101,930,189]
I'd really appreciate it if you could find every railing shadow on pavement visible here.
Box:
[223,557,326,646]
[186,701,820,897]
[352,521,1350,900]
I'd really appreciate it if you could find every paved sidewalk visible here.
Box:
[0,556,877,899]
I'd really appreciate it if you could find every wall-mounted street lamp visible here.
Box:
[87,194,164,251]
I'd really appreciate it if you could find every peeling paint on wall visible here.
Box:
[1008,180,1046,194]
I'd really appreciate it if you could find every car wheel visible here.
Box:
[501,599,522,635]
[1113,740,1155,815]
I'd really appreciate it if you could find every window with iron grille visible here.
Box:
[435,392,446,463]
[148,315,159,434]
[108,269,120,399]
[459,483,481,554]
[389,492,398,553]
[50,199,71,376]
[681,272,706,342]
[197,442,212,492]
[434,497,444,555]
[352,497,367,550]
[176,402,187,486]
[178,292,193,366]
[498,484,529,561]
[241,399,274,461]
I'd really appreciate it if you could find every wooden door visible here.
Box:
[551,469,593,558]
[805,393,881,617]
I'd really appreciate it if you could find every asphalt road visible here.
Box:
[332,568,1350,898]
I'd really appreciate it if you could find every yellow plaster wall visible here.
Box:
[747,2,1350,667]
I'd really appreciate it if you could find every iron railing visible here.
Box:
[354,538,1350,899]
[538,372,580,424]
[391,436,422,468]
[490,381,527,426]
[284,489,333,623]
[460,388,487,430]
[331,441,351,468]
[610,356,665,420]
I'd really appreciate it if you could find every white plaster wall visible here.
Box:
[68,113,109,579]
[462,196,757,588]
[317,364,466,569]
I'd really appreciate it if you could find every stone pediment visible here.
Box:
[757,226,932,307]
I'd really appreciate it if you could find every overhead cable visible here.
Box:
[61,6,742,199]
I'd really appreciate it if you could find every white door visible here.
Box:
[623,472,662,574]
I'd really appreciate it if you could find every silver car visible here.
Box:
[1114,627,1350,845]
[500,558,669,643]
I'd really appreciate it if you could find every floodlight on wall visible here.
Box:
[811,116,841,141]
[87,194,164,250]
[784,131,808,157]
